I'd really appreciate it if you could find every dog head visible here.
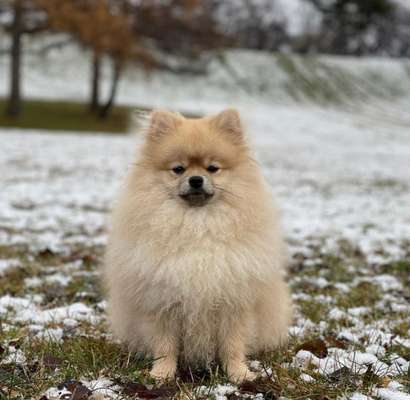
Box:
[137,109,253,208]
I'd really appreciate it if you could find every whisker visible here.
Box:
[214,185,242,199]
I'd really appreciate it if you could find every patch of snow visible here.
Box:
[0,295,33,315]
[196,384,238,400]
[350,393,373,400]
[294,350,318,368]
[0,259,20,276]
[373,388,410,400]
[329,308,348,320]
[29,324,44,332]
[365,344,386,357]
[393,337,410,348]
[44,387,72,400]
[300,373,315,382]
[338,330,360,344]
[36,327,64,342]
[1,346,27,365]
[387,381,405,391]
[249,360,262,371]
[391,303,409,313]
[0,295,100,330]
[64,318,79,328]
[348,352,378,366]
[348,307,371,317]
[25,277,43,287]
[84,378,121,398]
[294,346,404,378]
[44,273,72,286]
[17,302,94,324]
[355,275,402,292]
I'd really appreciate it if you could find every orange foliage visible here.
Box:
[34,0,152,67]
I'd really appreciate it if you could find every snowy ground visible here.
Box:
[1,36,409,400]
[1,99,409,398]
[1,103,410,258]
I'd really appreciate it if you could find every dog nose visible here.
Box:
[189,176,204,189]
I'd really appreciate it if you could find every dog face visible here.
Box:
[138,109,252,208]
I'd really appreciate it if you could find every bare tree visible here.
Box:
[7,0,23,117]
[0,0,47,117]
[36,0,142,118]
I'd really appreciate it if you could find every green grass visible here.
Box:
[0,242,409,399]
[0,99,132,133]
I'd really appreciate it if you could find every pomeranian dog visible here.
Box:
[104,109,292,382]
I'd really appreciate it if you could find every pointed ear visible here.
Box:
[210,109,243,141]
[148,109,182,140]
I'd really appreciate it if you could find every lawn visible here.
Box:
[0,99,132,133]
[0,103,409,399]
[0,242,408,399]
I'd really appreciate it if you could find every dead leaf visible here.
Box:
[8,338,23,348]
[325,336,347,350]
[38,248,56,258]
[70,384,91,400]
[238,380,274,397]
[80,254,99,265]
[122,382,148,396]
[239,380,260,393]
[227,394,242,400]
[296,338,328,358]
[64,250,99,265]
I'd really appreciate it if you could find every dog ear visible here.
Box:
[211,109,243,141]
[148,109,181,139]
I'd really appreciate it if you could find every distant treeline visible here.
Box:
[0,0,223,119]
[216,0,410,57]
[0,0,408,120]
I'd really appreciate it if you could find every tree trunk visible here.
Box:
[89,50,101,113]
[99,60,121,119]
[6,1,23,118]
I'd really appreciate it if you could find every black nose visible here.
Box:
[189,176,204,189]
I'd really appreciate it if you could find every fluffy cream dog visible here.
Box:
[104,109,292,382]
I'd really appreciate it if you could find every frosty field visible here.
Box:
[0,97,409,399]
[1,36,410,400]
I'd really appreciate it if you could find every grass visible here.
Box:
[0,99,132,133]
[0,240,409,400]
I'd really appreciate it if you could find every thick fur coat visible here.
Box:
[104,109,292,382]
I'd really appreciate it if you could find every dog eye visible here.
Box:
[207,165,220,173]
[172,165,185,175]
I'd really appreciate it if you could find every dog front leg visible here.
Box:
[149,320,179,381]
[218,312,256,383]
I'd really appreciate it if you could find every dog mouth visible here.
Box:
[179,189,214,207]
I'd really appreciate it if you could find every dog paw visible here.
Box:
[150,360,176,381]
[227,364,257,383]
